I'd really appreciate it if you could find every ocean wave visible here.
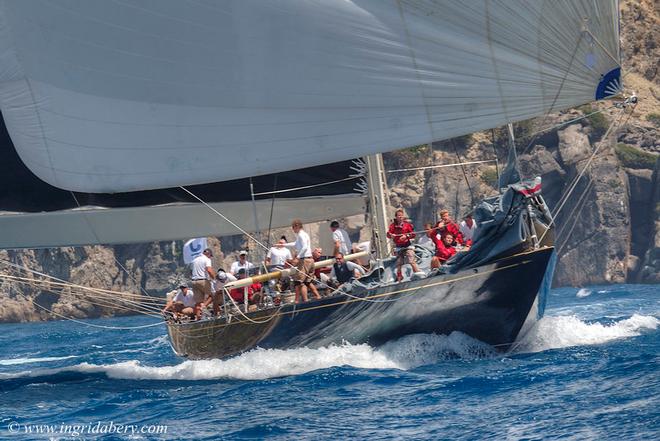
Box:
[0,332,490,382]
[0,355,78,366]
[2,314,656,383]
[513,313,659,353]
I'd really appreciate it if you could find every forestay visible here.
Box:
[0,0,620,193]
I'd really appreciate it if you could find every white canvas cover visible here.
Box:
[0,0,620,193]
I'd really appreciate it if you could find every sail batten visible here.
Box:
[0,0,620,193]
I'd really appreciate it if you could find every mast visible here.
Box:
[365,154,391,260]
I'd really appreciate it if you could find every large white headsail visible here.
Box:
[0,0,620,193]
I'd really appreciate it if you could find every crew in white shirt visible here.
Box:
[162,285,196,319]
[285,219,320,303]
[459,214,478,245]
[209,269,237,316]
[266,238,292,269]
[230,251,255,276]
[190,248,215,320]
[330,220,352,255]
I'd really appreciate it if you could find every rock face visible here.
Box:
[0,243,186,323]
[636,161,660,283]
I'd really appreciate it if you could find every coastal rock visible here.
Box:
[557,124,592,165]
[637,161,660,283]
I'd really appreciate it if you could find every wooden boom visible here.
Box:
[224,251,369,290]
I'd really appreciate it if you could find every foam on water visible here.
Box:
[2,313,657,383]
[514,313,659,353]
[0,332,491,382]
[0,355,78,366]
[576,288,592,298]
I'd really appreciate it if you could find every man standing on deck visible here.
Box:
[285,219,321,303]
[330,220,352,255]
[190,248,216,320]
[387,208,421,281]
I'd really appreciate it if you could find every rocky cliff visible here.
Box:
[0,0,657,322]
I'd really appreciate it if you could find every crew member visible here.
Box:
[285,219,321,303]
[190,248,216,320]
[162,285,195,320]
[330,220,352,255]
[330,253,365,285]
[387,209,421,281]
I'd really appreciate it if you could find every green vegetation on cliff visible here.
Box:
[615,143,658,169]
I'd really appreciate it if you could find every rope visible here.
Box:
[451,139,475,206]
[69,192,158,299]
[179,186,270,253]
[0,274,164,318]
[387,159,497,173]
[251,176,359,196]
[538,105,628,244]
[0,260,165,317]
[265,174,278,250]
[556,179,594,256]
[29,298,164,330]
[520,108,609,156]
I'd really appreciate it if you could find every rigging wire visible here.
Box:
[29,299,164,330]
[556,179,595,256]
[0,260,165,317]
[386,159,496,173]
[451,139,475,206]
[537,105,630,244]
[69,192,158,299]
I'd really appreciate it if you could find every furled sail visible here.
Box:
[0,0,620,194]
[0,116,365,248]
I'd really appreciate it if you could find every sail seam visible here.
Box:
[396,0,434,143]
[485,0,512,125]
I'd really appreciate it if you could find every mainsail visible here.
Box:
[0,0,621,247]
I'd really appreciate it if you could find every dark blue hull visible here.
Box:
[167,247,554,359]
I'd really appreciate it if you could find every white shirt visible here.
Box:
[332,228,352,255]
[230,259,255,275]
[459,220,478,242]
[287,229,312,258]
[211,272,237,293]
[173,289,196,308]
[267,246,292,266]
[418,235,434,247]
[191,254,212,280]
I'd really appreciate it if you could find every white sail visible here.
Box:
[0,0,620,193]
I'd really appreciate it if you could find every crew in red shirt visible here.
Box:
[431,233,457,269]
[228,269,263,306]
[387,209,416,247]
[436,209,464,246]
[387,209,421,281]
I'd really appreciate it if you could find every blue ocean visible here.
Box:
[1,284,658,440]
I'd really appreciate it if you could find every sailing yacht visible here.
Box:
[0,1,623,358]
